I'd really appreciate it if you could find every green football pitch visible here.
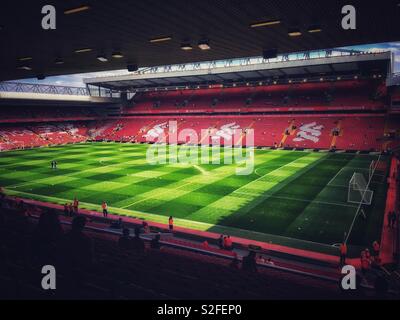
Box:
[0,142,388,256]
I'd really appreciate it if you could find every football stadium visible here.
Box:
[0,1,400,303]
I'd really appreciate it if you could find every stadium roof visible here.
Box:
[1,0,400,81]
[84,52,392,92]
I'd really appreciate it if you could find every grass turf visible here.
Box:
[0,142,388,257]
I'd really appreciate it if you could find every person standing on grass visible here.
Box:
[339,242,348,266]
[73,197,79,214]
[102,201,108,218]
[168,216,174,232]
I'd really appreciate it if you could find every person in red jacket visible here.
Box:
[224,235,233,251]
[168,216,174,231]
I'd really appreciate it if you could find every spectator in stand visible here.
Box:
[68,203,74,217]
[118,228,133,251]
[339,242,348,266]
[102,201,108,218]
[31,210,64,265]
[64,203,69,216]
[73,197,79,214]
[242,251,258,273]
[360,250,371,277]
[59,216,93,271]
[372,241,380,258]
[111,217,123,229]
[150,233,162,250]
[132,227,145,254]
[230,256,240,270]
[224,235,233,251]
[218,235,225,249]
[142,221,150,234]
[17,200,25,212]
[365,248,371,261]
[168,216,174,232]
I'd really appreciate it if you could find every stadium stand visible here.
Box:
[123,80,386,115]
[2,195,396,300]
[0,79,392,152]
[0,106,102,123]
[0,123,90,150]
[86,114,386,151]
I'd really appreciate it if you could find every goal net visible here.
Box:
[348,172,374,205]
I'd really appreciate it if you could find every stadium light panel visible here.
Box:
[97,55,108,62]
[181,43,193,51]
[250,19,281,28]
[18,57,33,61]
[198,40,211,50]
[64,5,90,15]
[111,51,124,59]
[17,65,32,71]
[307,25,322,33]
[75,48,92,53]
[288,28,302,37]
[149,36,172,43]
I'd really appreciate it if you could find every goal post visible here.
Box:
[344,154,382,244]
[348,172,374,205]
[369,160,375,181]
